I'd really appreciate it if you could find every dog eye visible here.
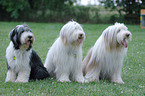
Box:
[117,29,120,33]
[21,30,24,33]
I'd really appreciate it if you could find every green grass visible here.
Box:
[0,22,144,95]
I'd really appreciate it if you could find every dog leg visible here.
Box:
[85,67,100,82]
[73,65,85,83]
[5,69,16,82]
[15,69,30,83]
[44,55,55,74]
[111,67,124,84]
[111,74,124,84]
[44,62,54,74]
[74,73,84,83]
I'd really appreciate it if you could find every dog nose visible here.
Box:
[126,33,130,37]
[28,35,32,39]
[79,34,83,37]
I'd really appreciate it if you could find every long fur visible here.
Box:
[44,21,85,82]
[5,24,49,83]
[83,23,132,83]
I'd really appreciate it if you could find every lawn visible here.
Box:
[0,22,144,95]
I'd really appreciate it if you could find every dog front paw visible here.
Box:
[75,76,85,83]
[58,79,71,82]
[112,79,124,84]
[15,79,28,83]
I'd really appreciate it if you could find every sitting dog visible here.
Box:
[5,24,49,83]
[44,21,85,82]
[83,23,132,83]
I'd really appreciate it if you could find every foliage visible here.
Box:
[0,0,77,19]
[0,22,144,95]
[99,0,145,24]
[0,0,143,24]
[45,5,99,23]
[0,4,100,23]
[0,0,30,19]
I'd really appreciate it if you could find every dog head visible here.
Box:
[9,24,35,50]
[60,21,85,46]
[103,23,132,49]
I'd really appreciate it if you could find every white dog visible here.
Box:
[83,23,132,84]
[5,24,49,83]
[44,21,85,82]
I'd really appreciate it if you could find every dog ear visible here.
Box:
[9,27,20,49]
[61,35,67,45]
[9,28,15,41]
[60,29,67,45]
[103,26,118,49]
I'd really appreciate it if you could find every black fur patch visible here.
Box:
[9,27,21,49]
[29,50,49,80]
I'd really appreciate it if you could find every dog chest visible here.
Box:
[6,46,31,72]
[100,52,124,73]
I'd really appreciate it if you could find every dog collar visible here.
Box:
[13,56,16,60]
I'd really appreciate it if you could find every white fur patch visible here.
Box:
[5,42,31,83]
[44,21,85,83]
[20,32,34,44]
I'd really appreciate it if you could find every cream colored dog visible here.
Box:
[83,23,132,84]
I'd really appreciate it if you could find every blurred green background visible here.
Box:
[0,0,145,24]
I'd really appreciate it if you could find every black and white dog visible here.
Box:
[5,24,49,83]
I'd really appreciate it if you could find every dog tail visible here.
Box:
[29,50,49,80]
[82,47,93,76]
